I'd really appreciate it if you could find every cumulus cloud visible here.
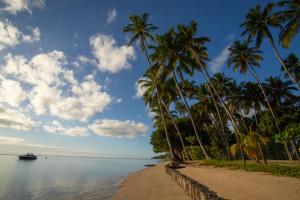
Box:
[1,51,113,121]
[209,43,231,73]
[0,19,40,51]
[0,78,26,107]
[0,0,46,14]
[90,33,136,73]
[43,120,88,137]
[0,107,35,130]
[74,55,96,67]
[89,119,148,138]
[106,8,117,24]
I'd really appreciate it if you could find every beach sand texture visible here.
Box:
[179,165,300,200]
[113,162,300,200]
[112,162,191,200]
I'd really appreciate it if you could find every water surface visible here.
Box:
[0,155,157,200]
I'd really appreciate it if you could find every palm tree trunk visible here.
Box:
[190,47,245,163]
[160,99,189,161]
[290,139,300,160]
[269,39,300,89]
[257,141,267,165]
[139,38,175,160]
[205,83,231,160]
[156,91,175,160]
[284,142,293,160]
[248,66,294,161]
[172,71,211,160]
[248,66,281,131]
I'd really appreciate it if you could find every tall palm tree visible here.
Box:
[241,3,300,89]
[123,13,157,66]
[151,29,211,160]
[139,70,175,160]
[282,53,300,82]
[123,13,177,159]
[276,0,300,48]
[228,40,280,132]
[177,21,246,162]
[227,40,294,160]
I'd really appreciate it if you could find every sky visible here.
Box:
[0,0,298,158]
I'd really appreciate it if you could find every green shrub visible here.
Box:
[197,160,300,178]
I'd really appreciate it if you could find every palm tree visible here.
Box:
[276,0,300,48]
[123,13,178,159]
[282,53,300,82]
[123,13,157,66]
[139,70,175,160]
[177,21,246,162]
[227,40,295,160]
[241,3,300,89]
[151,29,211,160]
[228,40,281,131]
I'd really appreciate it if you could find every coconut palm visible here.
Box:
[123,13,157,65]
[282,53,300,82]
[276,0,300,48]
[175,22,246,162]
[241,3,300,89]
[140,69,175,160]
[150,29,211,160]
[228,40,281,132]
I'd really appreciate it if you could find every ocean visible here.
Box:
[0,155,157,200]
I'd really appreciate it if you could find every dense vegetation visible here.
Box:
[123,0,300,164]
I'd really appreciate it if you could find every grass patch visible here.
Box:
[197,160,300,179]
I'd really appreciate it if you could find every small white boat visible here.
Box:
[18,153,37,160]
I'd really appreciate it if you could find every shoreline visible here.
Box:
[111,162,190,200]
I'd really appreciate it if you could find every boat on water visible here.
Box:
[18,153,37,160]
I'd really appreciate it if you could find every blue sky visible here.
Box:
[0,0,298,158]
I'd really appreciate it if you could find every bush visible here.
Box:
[197,160,300,178]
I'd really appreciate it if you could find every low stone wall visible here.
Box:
[165,165,225,200]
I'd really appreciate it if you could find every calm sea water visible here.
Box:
[0,155,157,200]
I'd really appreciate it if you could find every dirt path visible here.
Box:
[112,162,190,200]
[179,166,300,200]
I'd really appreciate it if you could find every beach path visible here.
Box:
[112,162,191,200]
[179,165,300,200]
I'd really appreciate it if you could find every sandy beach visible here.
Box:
[112,162,190,200]
[112,162,300,200]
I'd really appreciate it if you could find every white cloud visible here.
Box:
[43,120,88,137]
[106,8,117,24]
[0,0,46,15]
[75,55,96,66]
[90,33,136,73]
[1,51,113,121]
[0,136,25,144]
[0,107,35,130]
[89,119,148,138]
[0,19,40,51]
[0,78,26,107]
[209,43,231,73]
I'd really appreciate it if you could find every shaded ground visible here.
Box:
[179,165,300,200]
[112,162,190,200]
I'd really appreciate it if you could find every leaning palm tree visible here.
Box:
[227,40,281,132]
[139,69,175,160]
[241,3,300,88]
[123,13,157,65]
[123,13,176,159]
[151,29,211,160]
[282,53,300,82]
[177,21,246,162]
[276,0,300,48]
